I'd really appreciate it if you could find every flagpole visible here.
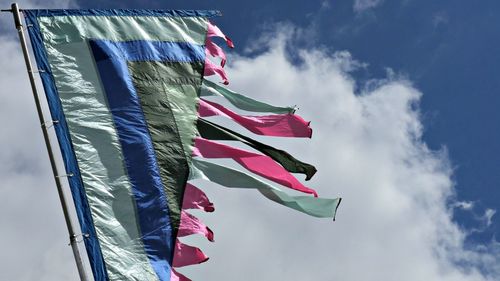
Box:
[7,3,90,281]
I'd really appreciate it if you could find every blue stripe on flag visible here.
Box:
[92,40,205,63]
[24,11,110,281]
[89,40,187,281]
[23,8,220,18]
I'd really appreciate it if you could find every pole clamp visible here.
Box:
[56,173,74,178]
[41,120,59,129]
[69,233,90,245]
[22,24,33,32]
[29,69,46,74]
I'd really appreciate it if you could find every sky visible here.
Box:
[0,0,499,280]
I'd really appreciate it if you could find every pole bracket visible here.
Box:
[29,69,46,74]
[69,233,90,245]
[41,120,59,129]
[56,173,74,178]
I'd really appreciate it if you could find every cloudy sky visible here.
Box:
[0,0,499,280]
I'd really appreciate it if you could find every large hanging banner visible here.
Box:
[24,9,341,281]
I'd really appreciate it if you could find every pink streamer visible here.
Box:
[194,137,319,197]
[204,59,229,85]
[198,99,313,138]
[204,22,232,84]
[206,37,227,67]
[172,240,209,268]
[171,184,215,277]
[178,211,215,242]
[207,21,234,48]
[182,183,215,212]
[170,269,191,281]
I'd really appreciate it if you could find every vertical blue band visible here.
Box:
[23,10,109,281]
[89,40,178,281]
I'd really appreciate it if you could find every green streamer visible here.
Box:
[201,79,295,114]
[190,158,341,219]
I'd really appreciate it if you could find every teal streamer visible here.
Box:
[190,158,341,219]
[201,79,295,114]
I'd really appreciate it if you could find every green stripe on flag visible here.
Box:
[129,61,204,236]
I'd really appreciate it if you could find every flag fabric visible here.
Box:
[24,9,341,281]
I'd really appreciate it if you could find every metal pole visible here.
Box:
[9,3,89,281]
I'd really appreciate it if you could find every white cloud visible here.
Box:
[433,12,450,27]
[354,0,384,13]
[483,209,496,228]
[454,201,475,211]
[180,25,500,281]
[321,0,331,10]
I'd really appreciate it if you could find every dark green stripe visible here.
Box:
[197,118,317,180]
[128,61,203,239]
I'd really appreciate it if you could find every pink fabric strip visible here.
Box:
[198,99,313,138]
[172,240,209,268]
[182,183,215,212]
[207,21,234,48]
[170,269,191,281]
[206,37,227,67]
[194,137,319,197]
[205,22,232,84]
[178,211,215,242]
[204,58,229,85]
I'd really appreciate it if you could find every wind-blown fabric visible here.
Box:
[24,9,341,281]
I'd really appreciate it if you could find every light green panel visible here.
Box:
[39,15,208,45]
[38,15,209,280]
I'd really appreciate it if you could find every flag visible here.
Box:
[24,9,341,281]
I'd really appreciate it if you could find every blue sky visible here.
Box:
[0,0,499,280]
